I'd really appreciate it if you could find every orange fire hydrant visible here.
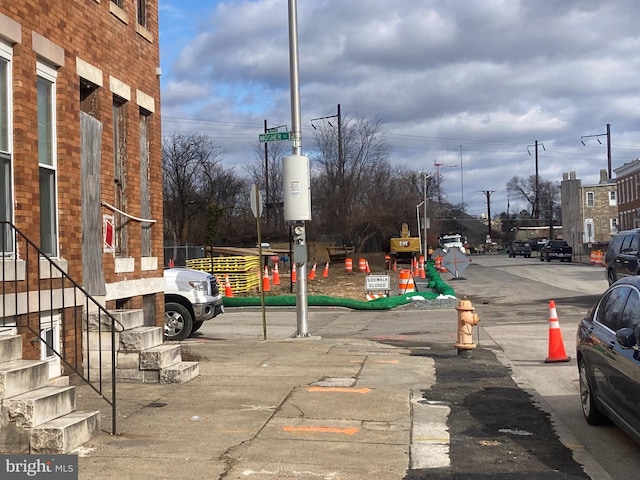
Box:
[454,297,480,356]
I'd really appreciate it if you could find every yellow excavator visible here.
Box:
[389,223,421,263]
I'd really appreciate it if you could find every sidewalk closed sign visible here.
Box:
[365,275,390,291]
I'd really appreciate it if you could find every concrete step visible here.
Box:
[140,344,182,370]
[0,360,49,399]
[86,308,144,332]
[160,361,199,384]
[119,326,163,351]
[30,410,101,454]
[4,385,76,428]
[0,335,23,363]
[116,368,159,383]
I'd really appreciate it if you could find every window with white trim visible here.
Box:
[611,217,619,234]
[0,41,13,255]
[586,191,594,207]
[37,61,59,257]
[609,190,617,206]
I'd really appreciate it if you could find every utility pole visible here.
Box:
[264,119,269,224]
[527,141,545,226]
[581,123,612,179]
[483,190,494,243]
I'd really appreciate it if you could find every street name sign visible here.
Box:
[259,132,290,142]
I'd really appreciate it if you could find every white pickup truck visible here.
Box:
[164,267,224,341]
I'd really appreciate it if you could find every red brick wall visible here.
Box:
[3,0,162,283]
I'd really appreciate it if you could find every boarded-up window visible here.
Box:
[113,97,128,257]
[140,111,151,256]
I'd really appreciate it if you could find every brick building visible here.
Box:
[613,158,640,231]
[560,170,618,256]
[0,1,163,375]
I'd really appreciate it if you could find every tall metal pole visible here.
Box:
[459,144,464,210]
[534,140,539,227]
[264,119,269,224]
[288,0,309,336]
[606,123,611,179]
[423,173,428,256]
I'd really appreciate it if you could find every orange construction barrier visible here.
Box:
[398,269,415,294]
[545,300,570,363]
[358,258,367,272]
[262,265,271,292]
[291,263,297,284]
[435,256,446,273]
[308,262,317,280]
[224,274,234,297]
[322,261,330,278]
[590,250,604,267]
[418,255,426,279]
[272,262,281,285]
[345,258,353,273]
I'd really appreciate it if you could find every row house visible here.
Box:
[613,158,640,231]
[0,1,169,452]
[561,170,618,256]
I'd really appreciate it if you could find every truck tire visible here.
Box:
[191,320,204,334]
[164,302,193,341]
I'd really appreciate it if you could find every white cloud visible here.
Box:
[159,0,640,216]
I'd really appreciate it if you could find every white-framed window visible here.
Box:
[37,61,59,257]
[584,218,595,243]
[611,217,619,234]
[0,41,13,255]
[609,190,617,206]
[586,191,595,207]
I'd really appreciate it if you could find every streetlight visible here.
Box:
[419,173,434,256]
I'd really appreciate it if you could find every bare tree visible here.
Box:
[246,140,286,234]
[163,133,249,248]
[506,175,559,228]
[310,115,432,250]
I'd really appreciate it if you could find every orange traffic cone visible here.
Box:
[224,274,234,297]
[291,262,297,284]
[308,262,317,280]
[365,260,371,273]
[168,258,175,268]
[545,300,570,363]
[273,262,281,285]
[322,261,330,278]
[262,265,271,292]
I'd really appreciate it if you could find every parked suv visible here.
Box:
[164,267,224,341]
[509,240,532,258]
[605,229,640,285]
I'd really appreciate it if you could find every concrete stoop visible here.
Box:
[0,335,101,454]
[84,309,199,384]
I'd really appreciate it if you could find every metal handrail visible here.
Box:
[0,221,123,434]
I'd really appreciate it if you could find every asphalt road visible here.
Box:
[451,254,640,480]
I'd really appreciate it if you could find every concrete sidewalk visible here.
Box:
[74,306,463,479]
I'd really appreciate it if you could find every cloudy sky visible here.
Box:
[157,0,640,217]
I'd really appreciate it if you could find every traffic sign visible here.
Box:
[259,132,290,142]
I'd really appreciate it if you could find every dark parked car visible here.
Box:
[509,241,531,258]
[576,276,640,444]
[539,239,572,262]
[604,228,640,285]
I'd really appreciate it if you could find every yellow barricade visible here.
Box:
[186,256,261,293]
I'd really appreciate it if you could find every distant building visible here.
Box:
[613,158,640,230]
[561,170,618,255]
